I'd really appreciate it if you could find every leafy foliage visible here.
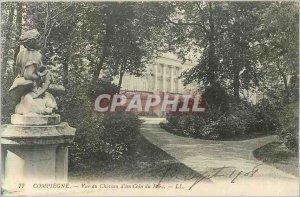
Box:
[258,2,299,104]
[69,111,142,169]
[251,99,281,133]
[277,102,299,152]
[202,83,229,114]
[162,100,277,140]
[60,71,142,169]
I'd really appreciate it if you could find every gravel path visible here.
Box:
[140,117,298,183]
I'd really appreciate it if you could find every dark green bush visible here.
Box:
[164,113,207,137]
[166,113,182,127]
[198,120,219,139]
[227,102,256,133]
[88,77,119,101]
[277,102,299,152]
[216,114,246,138]
[252,99,281,133]
[68,111,142,169]
[162,100,274,140]
[163,112,247,140]
[58,73,142,169]
[205,105,223,121]
[178,115,202,136]
[102,112,142,154]
[203,83,230,113]
[1,70,17,124]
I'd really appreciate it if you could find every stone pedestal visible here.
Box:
[1,114,75,191]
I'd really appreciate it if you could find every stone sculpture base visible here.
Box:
[1,114,75,192]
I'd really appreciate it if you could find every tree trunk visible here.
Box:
[1,4,15,75]
[62,32,76,87]
[62,55,69,87]
[233,67,240,103]
[276,60,289,103]
[42,2,51,48]
[118,66,125,94]
[207,2,217,86]
[13,2,23,75]
[93,23,113,81]
[281,71,289,104]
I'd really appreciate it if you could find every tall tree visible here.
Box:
[155,2,230,87]
[258,2,299,104]
[1,3,14,75]
[98,2,168,91]
[1,2,25,123]
[218,2,265,102]
[160,2,268,102]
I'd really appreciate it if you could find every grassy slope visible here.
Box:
[253,142,299,177]
[69,133,204,182]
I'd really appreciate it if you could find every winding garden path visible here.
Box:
[140,117,298,183]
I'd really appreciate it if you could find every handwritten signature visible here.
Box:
[156,163,262,190]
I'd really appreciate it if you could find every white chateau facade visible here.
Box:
[114,52,197,94]
[112,52,262,104]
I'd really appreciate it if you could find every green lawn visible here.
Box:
[69,133,205,182]
[253,142,299,177]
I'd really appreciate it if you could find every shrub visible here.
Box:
[199,121,220,139]
[88,77,119,101]
[277,102,299,152]
[163,113,207,137]
[102,112,142,149]
[217,114,246,138]
[203,83,230,113]
[59,73,142,169]
[67,113,106,170]
[252,99,281,133]
[1,70,18,124]
[227,102,256,133]
[163,112,247,140]
[68,111,142,169]
[166,113,181,127]
[205,105,223,121]
[162,101,256,140]
[178,115,200,136]
[162,95,297,142]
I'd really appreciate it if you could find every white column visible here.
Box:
[144,78,147,91]
[162,64,166,92]
[170,66,174,93]
[133,76,137,91]
[136,77,139,91]
[178,68,183,93]
[154,65,158,91]
[130,75,134,90]
[138,77,141,91]
[139,77,143,91]
[140,78,143,91]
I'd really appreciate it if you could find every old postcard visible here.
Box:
[1,1,299,196]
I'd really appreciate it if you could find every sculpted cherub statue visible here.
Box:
[9,29,64,115]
